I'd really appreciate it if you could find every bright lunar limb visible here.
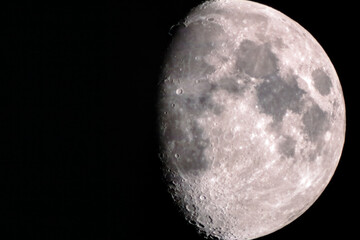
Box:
[157,1,346,240]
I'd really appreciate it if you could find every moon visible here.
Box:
[157,1,346,240]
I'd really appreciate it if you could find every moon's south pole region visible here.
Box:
[157,1,346,240]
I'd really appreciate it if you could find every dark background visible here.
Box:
[1,0,357,239]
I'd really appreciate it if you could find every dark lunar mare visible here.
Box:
[302,103,330,142]
[234,40,306,122]
[158,18,242,175]
[158,26,331,173]
[157,101,212,175]
[157,80,219,175]
[235,39,312,158]
[236,40,279,78]
[311,69,333,96]
[218,75,249,96]
[255,74,305,122]
[278,135,297,158]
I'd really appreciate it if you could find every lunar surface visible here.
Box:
[157,1,346,239]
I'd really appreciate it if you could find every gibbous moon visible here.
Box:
[157,0,346,240]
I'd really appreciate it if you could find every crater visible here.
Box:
[311,69,332,96]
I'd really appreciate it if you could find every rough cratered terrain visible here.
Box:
[157,1,345,240]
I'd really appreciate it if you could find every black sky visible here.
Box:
[2,0,357,239]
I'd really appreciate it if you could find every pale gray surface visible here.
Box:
[158,1,345,239]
